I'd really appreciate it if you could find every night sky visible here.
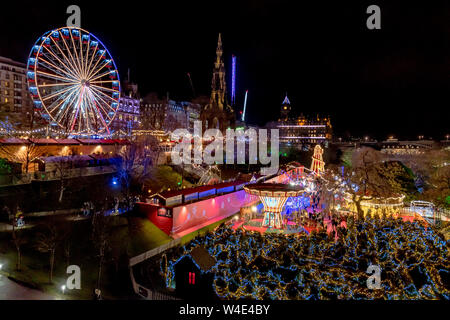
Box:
[1,0,449,140]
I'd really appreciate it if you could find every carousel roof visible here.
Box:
[244,183,304,197]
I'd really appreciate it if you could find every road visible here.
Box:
[0,275,56,300]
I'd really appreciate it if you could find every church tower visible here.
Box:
[280,94,291,120]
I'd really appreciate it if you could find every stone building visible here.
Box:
[0,56,34,130]
[200,34,235,133]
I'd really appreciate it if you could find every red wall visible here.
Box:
[137,169,301,236]
[171,190,258,235]
[136,203,173,235]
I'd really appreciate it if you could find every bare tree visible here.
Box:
[52,156,76,203]
[419,150,450,209]
[91,210,111,290]
[35,218,64,283]
[114,136,160,210]
[0,142,48,173]
[11,211,27,271]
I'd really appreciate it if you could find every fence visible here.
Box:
[0,165,116,186]
[129,238,182,267]
[129,265,179,300]
[0,173,32,186]
[34,165,116,181]
[129,238,183,300]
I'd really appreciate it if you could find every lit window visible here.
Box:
[188,272,196,285]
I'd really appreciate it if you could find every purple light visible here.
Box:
[231,55,236,105]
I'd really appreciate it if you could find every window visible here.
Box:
[188,272,196,285]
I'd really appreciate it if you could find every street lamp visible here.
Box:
[61,285,66,294]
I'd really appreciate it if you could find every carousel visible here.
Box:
[243,183,305,230]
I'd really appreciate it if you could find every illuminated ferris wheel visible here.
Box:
[26,27,121,135]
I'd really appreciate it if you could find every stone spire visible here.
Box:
[211,33,226,110]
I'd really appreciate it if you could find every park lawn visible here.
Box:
[180,216,233,246]
[127,217,173,257]
[0,217,134,300]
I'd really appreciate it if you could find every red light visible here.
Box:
[189,272,195,285]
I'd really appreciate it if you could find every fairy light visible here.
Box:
[160,218,447,300]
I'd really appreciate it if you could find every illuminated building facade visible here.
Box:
[141,93,200,133]
[271,95,332,147]
[110,80,140,136]
[0,56,34,129]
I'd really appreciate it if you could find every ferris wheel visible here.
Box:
[26,27,121,135]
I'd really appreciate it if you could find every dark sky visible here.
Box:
[1,0,449,140]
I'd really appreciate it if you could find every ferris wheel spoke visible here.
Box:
[88,70,113,83]
[85,90,100,131]
[38,56,78,81]
[69,30,85,79]
[41,45,80,80]
[89,98,115,121]
[40,84,79,102]
[47,85,80,115]
[94,98,113,122]
[78,33,87,80]
[86,59,110,81]
[90,84,119,93]
[69,86,86,132]
[59,32,83,77]
[86,50,105,81]
[85,43,99,79]
[83,93,97,131]
[91,97,111,132]
[49,35,82,79]
[36,70,78,83]
[46,89,81,129]
[90,86,118,107]
[39,82,79,88]
[87,93,107,132]
[83,40,92,83]
[89,91,116,119]
[54,96,76,126]
[90,80,116,84]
